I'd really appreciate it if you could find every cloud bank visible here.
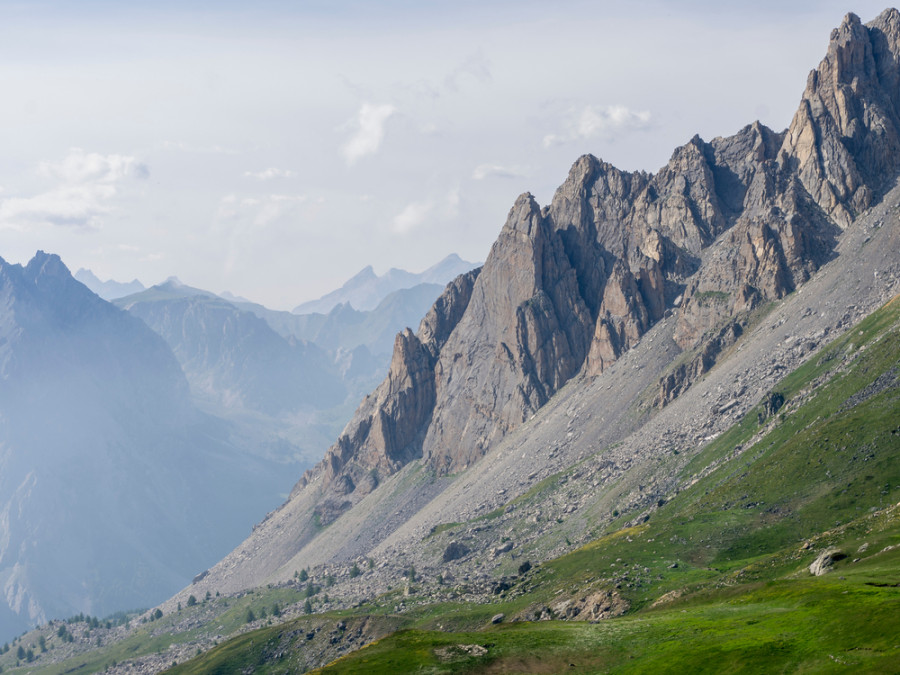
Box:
[0,149,148,230]
[543,104,652,148]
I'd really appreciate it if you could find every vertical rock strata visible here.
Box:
[299,10,900,508]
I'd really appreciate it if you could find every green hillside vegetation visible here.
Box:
[150,295,900,674]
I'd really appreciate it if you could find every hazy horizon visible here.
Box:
[1,0,894,310]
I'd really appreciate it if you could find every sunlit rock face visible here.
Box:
[295,9,900,507]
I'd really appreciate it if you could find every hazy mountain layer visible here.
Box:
[292,254,478,315]
[116,281,345,416]
[0,254,291,642]
[73,268,145,300]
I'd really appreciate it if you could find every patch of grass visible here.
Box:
[311,548,900,674]
[427,522,463,538]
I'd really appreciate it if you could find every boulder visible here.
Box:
[809,547,847,576]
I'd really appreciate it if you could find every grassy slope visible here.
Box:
[161,295,900,674]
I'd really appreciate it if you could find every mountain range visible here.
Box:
[291,254,478,314]
[72,268,145,301]
[3,9,900,674]
[0,254,293,641]
[0,252,472,642]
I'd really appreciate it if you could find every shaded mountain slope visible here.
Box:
[116,281,344,416]
[0,254,290,641]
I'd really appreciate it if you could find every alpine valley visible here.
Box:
[4,9,900,675]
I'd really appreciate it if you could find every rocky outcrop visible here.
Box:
[295,269,480,513]
[809,547,847,576]
[295,9,900,512]
[781,10,900,227]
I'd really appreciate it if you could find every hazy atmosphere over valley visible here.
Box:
[2,2,900,673]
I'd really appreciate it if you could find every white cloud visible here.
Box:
[38,148,148,184]
[543,105,652,148]
[472,163,524,180]
[244,167,297,180]
[443,50,492,93]
[217,193,308,228]
[0,149,148,230]
[341,103,396,165]
[391,200,433,235]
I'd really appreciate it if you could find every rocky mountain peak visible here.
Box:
[780,8,900,226]
[283,8,900,526]
[502,192,543,237]
[25,250,67,277]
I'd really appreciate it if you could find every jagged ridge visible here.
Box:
[302,9,900,518]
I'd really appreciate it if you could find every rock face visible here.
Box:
[295,10,900,508]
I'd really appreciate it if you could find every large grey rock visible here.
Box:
[809,548,847,576]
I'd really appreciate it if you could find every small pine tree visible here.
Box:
[38,636,46,652]
[298,568,308,582]
[186,595,197,607]
[246,608,256,624]
[326,575,335,587]
[303,599,312,614]
[272,603,281,617]
[407,565,416,582]
[16,645,25,660]
[349,563,360,578]
[205,590,212,601]
[367,557,374,569]
[152,609,163,621]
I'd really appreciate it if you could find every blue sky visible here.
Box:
[0,1,894,308]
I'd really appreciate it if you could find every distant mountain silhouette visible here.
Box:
[292,253,478,314]
[73,267,145,300]
[0,252,292,641]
